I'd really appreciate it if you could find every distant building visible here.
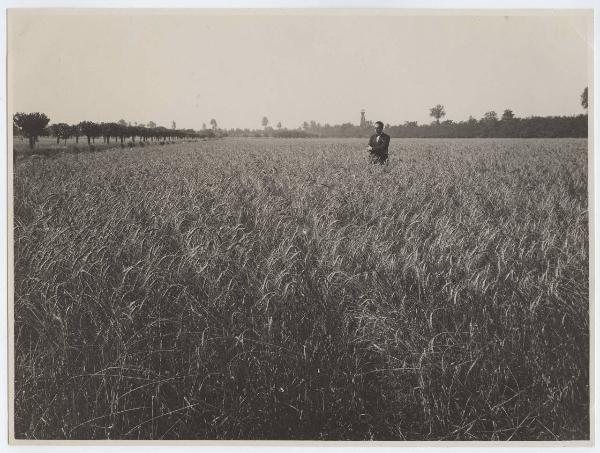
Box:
[360,109,366,128]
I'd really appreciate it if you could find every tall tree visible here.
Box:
[137,124,148,141]
[172,121,176,130]
[276,121,282,130]
[115,124,127,144]
[92,123,102,143]
[51,123,71,144]
[156,126,168,141]
[262,116,269,129]
[79,121,98,145]
[210,118,217,130]
[49,124,61,144]
[484,111,498,122]
[429,105,446,124]
[13,112,50,149]
[581,86,588,110]
[148,121,157,128]
[104,123,119,143]
[501,109,515,121]
[71,124,81,144]
[128,125,139,142]
[101,123,112,143]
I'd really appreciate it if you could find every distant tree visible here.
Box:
[138,125,148,142]
[49,124,60,143]
[483,111,498,122]
[148,121,156,128]
[464,116,479,136]
[115,124,127,144]
[101,123,112,143]
[262,116,269,129]
[71,124,81,143]
[48,124,58,143]
[302,121,309,131]
[14,112,50,149]
[117,119,128,127]
[51,123,71,144]
[581,87,588,110]
[210,118,217,130]
[156,126,168,141]
[404,121,418,128]
[202,122,207,130]
[128,125,140,142]
[92,123,102,143]
[172,121,176,129]
[79,121,100,145]
[481,111,499,137]
[276,121,282,130]
[108,123,123,143]
[501,109,515,121]
[429,105,446,124]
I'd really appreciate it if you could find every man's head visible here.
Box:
[374,121,384,135]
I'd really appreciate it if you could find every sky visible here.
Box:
[8,10,592,130]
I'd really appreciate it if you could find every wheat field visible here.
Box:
[12,137,589,440]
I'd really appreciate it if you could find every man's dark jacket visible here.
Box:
[368,132,390,159]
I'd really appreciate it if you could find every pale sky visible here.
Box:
[8,10,592,130]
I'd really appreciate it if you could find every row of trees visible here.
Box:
[384,113,588,139]
[14,88,589,145]
[13,114,215,149]
[225,112,587,139]
[230,87,589,139]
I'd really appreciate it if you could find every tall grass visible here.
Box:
[13,138,588,440]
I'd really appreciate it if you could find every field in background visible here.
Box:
[13,138,589,440]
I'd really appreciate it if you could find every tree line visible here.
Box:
[225,113,587,139]
[230,88,589,139]
[13,87,589,146]
[231,111,587,139]
[13,113,217,149]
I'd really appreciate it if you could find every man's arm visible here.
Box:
[370,134,390,153]
[366,135,374,151]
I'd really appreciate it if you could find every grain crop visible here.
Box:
[13,137,588,440]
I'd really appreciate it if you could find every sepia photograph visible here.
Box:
[6,6,594,445]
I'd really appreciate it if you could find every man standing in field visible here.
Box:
[366,121,390,165]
